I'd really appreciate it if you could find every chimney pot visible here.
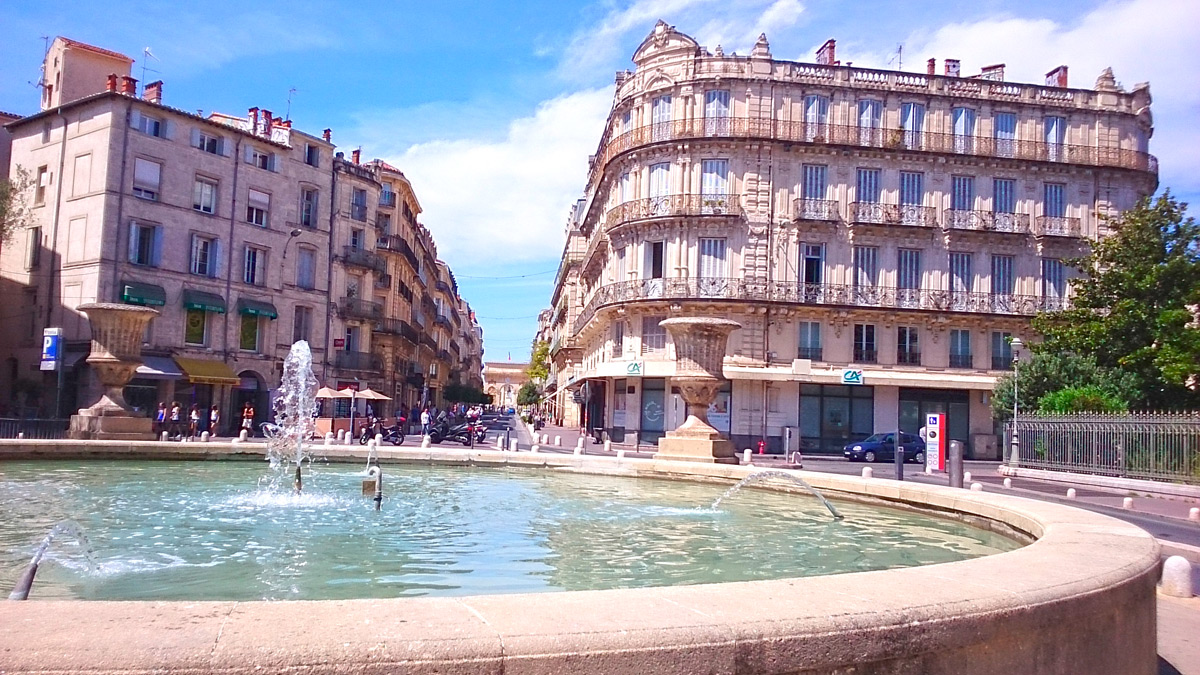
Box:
[262,110,274,136]
[143,80,163,104]
[249,107,259,133]
[351,149,361,164]
[119,75,138,95]
[322,128,332,142]
[106,73,118,92]
[927,58,936,76]
[944,59,961,77]
[815,39,837,66]
[1045,65,1068,88]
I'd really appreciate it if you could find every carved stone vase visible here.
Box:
[69,303,159,440]
[653,317,741,464]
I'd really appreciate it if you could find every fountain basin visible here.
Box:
[0,441,1160,674]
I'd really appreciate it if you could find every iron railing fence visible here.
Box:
[1013,412,1200,485]
[0,418,70,439]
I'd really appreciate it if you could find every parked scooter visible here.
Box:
[429,413,483,446]
[359,416,406,445]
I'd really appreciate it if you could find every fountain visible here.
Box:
[68,303,159,440]
[262,340,319,493]
[654,317,741,463]
[8,521,96,600]
[711,470,844,519]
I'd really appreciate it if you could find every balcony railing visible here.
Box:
[421,334,437,350]
[793,198,840,222]
[797,347,823,361]
[339,297,383,321]
[853,348,878,363]
[992,356,1014,371]
[374,274,392,290]
[945,210,1032,234]
[896,351,922,365]
[605,193,742,230]
[434,314,451,328]
[335,350,381,372]
[573,278,1069,336]
[1033,216,1083,238]
[379,192,397,208]
[374,318,417,343]
[849,202,937,227]
[350,203,368,222]
[341,246,385,273]
[949,354,975,369]
[587,117,1157,190]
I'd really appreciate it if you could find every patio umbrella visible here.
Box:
[315,387,350,399]
[337,387,362,437]
[356,388,391,401]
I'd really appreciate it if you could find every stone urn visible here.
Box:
[654,317,741,464]
[69,303,159,440]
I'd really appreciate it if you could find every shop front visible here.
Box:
[174,357,239,436]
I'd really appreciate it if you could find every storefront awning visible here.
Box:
[237,298,278,319]
[121,281,166,307]
[174,357,240,386]
[134,355,184,380]
[182,289,226,314]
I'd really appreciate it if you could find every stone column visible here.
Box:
[654,317,741,464]
[69,303,159,440]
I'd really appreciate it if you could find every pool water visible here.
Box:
[0,460,1020,601]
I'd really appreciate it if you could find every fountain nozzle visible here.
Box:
[294,465,303,494]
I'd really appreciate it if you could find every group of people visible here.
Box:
[153,401,257,440]
[411,403,483,436]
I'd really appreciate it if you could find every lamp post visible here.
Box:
[1009,337,1024,466]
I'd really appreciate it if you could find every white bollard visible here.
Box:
[367,439,377,451]
[1190,507,1200,522]
[1123,497,1134,509]
[554,435,562,446]
[531,444,539,453]
[375,433,383,445]
[743,449,752,464]
[161,431,169,442]
[604,440,612,453]
[574,444,582,456]
[421,435,431,448]
[345,434,354,445]
[495,436,504,450]
[1066,488,1077,499]
[970,482,983,492]
[542,434,549,445]
[576,437,585,449]
[616,449,626,461]
[231,437,241,445]
[963,471,972,483]
[239,429,249,442]
[510,439,518,452]
[201,431,210,442]
[324,432,334,446]
[1160,556,1195,598]
[17,432,24,440]
[862,467,873,479]
[1003,477,1012,489]
[336,429,345,441]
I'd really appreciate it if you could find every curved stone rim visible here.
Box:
[77,302,162,315]
[0,443,1160,674]
[659,316,742,330]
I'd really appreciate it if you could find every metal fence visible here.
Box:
[1013,412,1200,485]
[0,418,70,440]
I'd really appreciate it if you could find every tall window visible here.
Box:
[300,188,319,227]
[25,227,41,270]
[240,314,260,352]
[704,90,730,136]
[995,112,1017,158]
[615,245,626,281]
[899,171,923,206]
[651,95,672,141]
[648,162,670,214]
[856,168,881,203]
[644,241,665,279]
[34,166,48,205]
[700,159,729,211]
[949,329,972,368]
[802,164,826,201]
[801,243,824,294]
[190,235,219,277]
[950,252,973,298]
[192,130,222,155]
[293,306,313,343]
[991,255,1015,296]
[247,146,275,171]
[1042,258,1066,308]
[803,95,829,142]
[897,327,920,365]
[900,102,924,149]
[193,177,217,214]
[858,99,882,146]
[127,222,161,267]
[698,238,727,278]
[350,228,364,250]
[798,321,821,360]
[304,144,320,167]
[1044,115,1066,161]
[132,158,161,201]
[994,178,1016,214]
[244,246,267,286]
[853,246,878,288]
[611,321,625,358]
[992,331,1013,370]
[1044,183,1066,218]
[297,247,316,289]
[641,315,667,354]
[853,324,877,363]
[246,189,270,227]
[351,188,367,221]
[897,249,921,290]
[951,175,975,211]
[619,171,632,203]
[952,107,976,153]
[184,309,208,346]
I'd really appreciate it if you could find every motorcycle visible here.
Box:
[430,414,485,446]
[359,417,406,445]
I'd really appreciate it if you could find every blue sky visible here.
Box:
[3,0,1197,363]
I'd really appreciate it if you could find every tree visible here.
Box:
[991,351,1136,421]
[526,340,550,383]
[443,382,490,404]
[1031,194,1200,409]
[1036,386,1127,413]
[516,381,541,406]
[0,168,34,245]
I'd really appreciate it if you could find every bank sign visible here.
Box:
[840,369,864,385]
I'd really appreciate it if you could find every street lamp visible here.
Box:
[1010,337,1024,466]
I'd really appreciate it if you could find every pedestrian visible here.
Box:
[169,401,182,440]
[154,402,166,436]
[209,405,220,437]
[188,404,200,440]
[420,407,431,436]
[241,401,255,437]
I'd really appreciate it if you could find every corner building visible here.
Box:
[551,22,1156,456]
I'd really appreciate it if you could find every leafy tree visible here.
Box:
[1032,194,1200,409]
[1036,386,1127,413]
[526,340,550,383]
[516,381,541,406]
[0,168,33,245]
[991,352,1136,421]
[443,382,490,404]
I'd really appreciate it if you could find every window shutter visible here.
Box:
[210,239,221,277]
[270,154,279,172]
[190,128,201,148]
[163,121,174,140]
[129,110,141,130]
[152,227,163,266]
[244,145,253,163]
[128,222,139,262]
[218,138,230,157]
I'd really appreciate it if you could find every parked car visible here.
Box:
[843,433,925,463]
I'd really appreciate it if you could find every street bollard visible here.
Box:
[963,471,972,483]
[542,434,549,445]
[1066,488,1077,499]
[509,439,518,452]
[161,431,169,442]
[201,431,210,442]
[231,437,241,445]
[420,435,431,448]
[17,432,23,440]
[344,434,353,445]
[240,429,248,442]
[604,440,612,453]
[375,433,383,445]
[531,444,539,454]
[970,482,983,492]
[495,436,503,450]
[554,435,562,446]
[1123,497,1134,509]
[574,444,582,456]
[1190,507,1200,522]
[324,432,334,446]
[742,449,751,464]
[616,449,625,461]
[862,467,873,479]
[336,429,345,441]
[1161,556,1194,598]
[1003,477,1012,489]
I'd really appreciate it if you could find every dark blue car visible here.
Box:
[843,433,925,463]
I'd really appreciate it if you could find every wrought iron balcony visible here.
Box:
[374,317,407,336]
[339,297,383,321]
[341,246,385,273]
[797,347,823,361]
[992,356,1015,371]
[849,203,937,227]
[853,348,878,364]
[434,314,451,328]
[793,198,840,222]
[335,350,381,372]
[949,354,975,369]
[374,274,392,290]
[1033,216,1083,238]
[379,191,397,208]
[396,281,414,303]
[945,210,1032,235]
[896,351,922,365]
[420,334,437,350]
[438,349,452,363]
[573,278,1069,337]
[604,193,742,230]
[350,203,368,222]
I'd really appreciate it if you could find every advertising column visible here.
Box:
[924,412,946,473]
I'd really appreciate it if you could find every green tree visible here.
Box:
[1032,193,1200,409]
[0,167,33,245]
[991,351,1136,421]
[1036,386,1127,413]
[516,381,541,406]
[526,340,550,383]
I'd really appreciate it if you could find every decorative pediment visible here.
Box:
[632,20,700,66]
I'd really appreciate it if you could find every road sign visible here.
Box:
[925,413,946,472]
[841,368,864,385]
[40,328,62,371]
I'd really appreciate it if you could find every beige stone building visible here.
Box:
[544,22,1157,455]
[483,361,530,409]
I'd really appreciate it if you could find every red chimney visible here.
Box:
[926,58,936,76]
[1045,65,1068,88]
[249,107,259,134]
[322,128,332,142]
[815,39,837,66]
[106,73,118,92]
[119,75,138,95]
[351,149,361,164]
[944,59,961,77]
[143,80,162,104]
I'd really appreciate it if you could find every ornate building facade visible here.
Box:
[544,22,1157,455]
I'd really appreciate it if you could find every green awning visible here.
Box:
[182,289,226,314]
[237,297,278,319]
[121,281,166,307]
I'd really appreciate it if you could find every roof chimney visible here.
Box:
[143,80,162,104]
[262,110,273,137]
[926,58,936,76]
[815,39,837,66]
[944,59,961,77]
[248,107,259,134]
[119,75,138,95]
[979,64,1006,81]
[1045,65,1068,88]
[351,148,361,164]
[106,73,118,92]
[322,128,332,142]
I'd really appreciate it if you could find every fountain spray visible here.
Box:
[264,341,319,493]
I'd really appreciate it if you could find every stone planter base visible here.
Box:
[69,411,154,441]
[654,435,738,464]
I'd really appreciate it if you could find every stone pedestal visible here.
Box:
[69,303,159,440]
[653,317,741,464]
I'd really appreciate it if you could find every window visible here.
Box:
[704,90,730,136]
[857,99,882,145]
[897,327,920,365]
[1044,116,1066,161]
[642,315,667,354]
[900,102,924,149]
[378,213,392,233]
[853,246,878,288]
[132,158,161,201]
[615,245,626,281]
[346,275,361,298]
[651,95,672,141]
[25,227,41,270]
[950,252,973,294]
[802,164,826,200]
[293,306,313,343]
[801,244,824,285]
[132,111,165,138]
[1043,258,1066,308]
[804,95,829,141]
[190,235,219,277]
[897,249,921,290]
[127,222,162,267]
[612,321,625,358]
[619,171,632,203]
[305,144,320,167]
[246,146,275,171]
[899,171,923,206]
[698,238,727,294]
[992,331,1013,370]
[856,168,881,203]
[853,324,877,363]
[994,178,1016,214]
[34,166,48,205]
[239,313,260,351]
[621,110,632,133]
[244,245,267,286]
[71,154,91,197]
[246,189,270,227]
[991,255,1014,296]
[192,130,222,154]
[700,159,729,211]
[950,329,972,368]
[351,188,367,221]
[995,112,1017,158]
[1044,183,1066,218]
[193,177,217,214]
[798,321,821,360]
[41,122,51,143]
[951,175,975,211]
[300,188,319,227]
[344,325,360,351]
[644,241,665,279]
[184,309,208,346]
[350,228,364,250]
[649,162,670,214]
[952,107,975,153]
[297,247,317,289]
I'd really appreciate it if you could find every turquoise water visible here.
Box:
[0,460,1020,601]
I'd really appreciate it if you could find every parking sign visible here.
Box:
[40,327,62,371]
[924,413,946,472]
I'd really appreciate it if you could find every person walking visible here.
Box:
[209,405,221,437]
[188,405,200,440]
[169,401,182,440]
[154,402,166,437]
[420,407,431,436]
[241,402,255,437]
